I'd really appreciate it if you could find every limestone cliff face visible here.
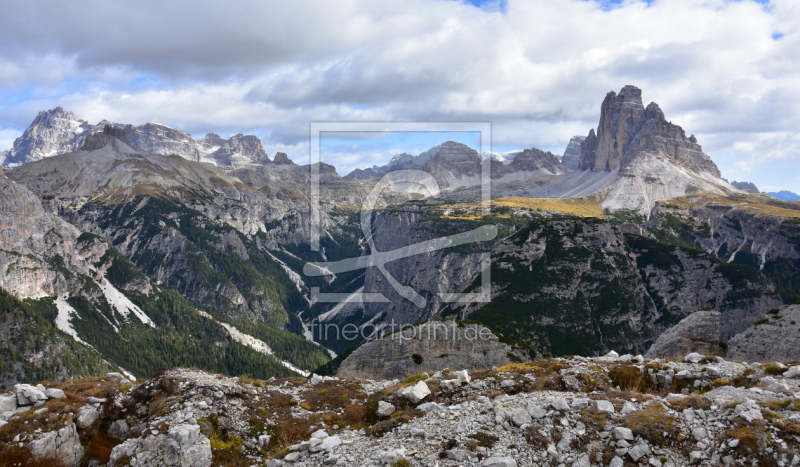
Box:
[644,309,723,360]
[727,305,800,362]
[576,85,731,213]
[505,147,567,175]
[1,108,91,167]
[448,217,780,356]
[0,165,104,299]
[561,136,585,171]
[336,322,515,380]
[578,85,720,177]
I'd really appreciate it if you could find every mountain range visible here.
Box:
[1,85,799,389]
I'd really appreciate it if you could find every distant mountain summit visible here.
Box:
[768,190,800,201]
[1,108,275,168]
[576,85,732,212]
[560,136,585,171]
[729,180,760,192]
[1,107,91,166]
[579,85,720,176]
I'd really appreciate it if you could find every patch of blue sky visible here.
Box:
[1,87,35,105]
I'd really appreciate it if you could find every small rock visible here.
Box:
[603,350,620,359]
[571,398,592,410]
[397,381,430,403]
[416,402,442,412]
[14,384,47,406]
[684,352,704,363]
[613,427,634,441]
[548,397,570,411]
[629,445,648,461]
[76,405,100,429]
[500,379,516,388]
[621,402,636,415]
[454,370,471,385]
[784,366,800,378]
[310,429,329,439]
[0,395,16,413]
[376,401,395,418]
[44,388,66,399]
[309,435,341,453]
[108,420,130,440]
[595,400,615,414]
[692,427,708,441]
[482,456,517,467]
[734,399,763,422]
[508,408,531,427]
[440,379,461,391]
[447,450,472,462]
[526,403,547,419]
[609,457,624,467]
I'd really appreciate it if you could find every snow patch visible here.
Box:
[54,295,94,349]
[318,287,365,321]
[194,309,311,376]
[265,250,310,303]
[97,278,156,327]
[219,322,310,377]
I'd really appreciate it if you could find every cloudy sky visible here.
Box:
[0,0,798,192]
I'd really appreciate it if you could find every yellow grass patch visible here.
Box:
[669,194,800,219]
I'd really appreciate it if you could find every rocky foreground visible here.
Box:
[2,353,800,466]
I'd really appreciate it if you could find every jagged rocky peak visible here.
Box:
[730,180,760,192]
[211,133,270,166]
[579,85,721,177]
[80,124,133,151]
[561,135,585,170]
[112,122,201,161]
[2,107,91,167]
[272,152,294,165]
[425,141,479,163]
[508,146,567,174]
[198,132,225,151]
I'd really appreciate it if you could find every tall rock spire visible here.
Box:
[578,85,721,178]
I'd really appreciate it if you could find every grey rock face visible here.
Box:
[208,133,270,166]
[164,424,213,467]
[576,85,732,213]
[645,309,723,359]
[727,305,800,362]
[28,423,85,467]
[114,122,201,161]
[561,135,585,171]
[272,151,295,165]
[76,404,100,429]
[579,85,720,177]
[504,147,568,175]
[2,108,91,167]
[2,107,274,168]
[109,423,212,467]
[336,322,514,379]
[0,394,17,412]
[730,180,759,192]
[15,384,47,406]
